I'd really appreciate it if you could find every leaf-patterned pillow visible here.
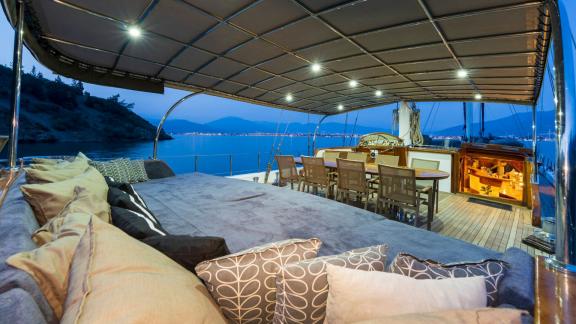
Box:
[90,159,148,184]
[274,244,388,324]
[195,238,322,324]
[388,253,508,306]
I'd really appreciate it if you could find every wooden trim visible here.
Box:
[531,183,542,227]
[534,256,576,323]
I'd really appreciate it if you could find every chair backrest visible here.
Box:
[376,154,400,167]
[301,156,329,185]
[336,158,367,192]
[378,164,417,206]
[323,151,342,162]
[411,158,440,170]
[347,152,368,162]
[275,155,298,181]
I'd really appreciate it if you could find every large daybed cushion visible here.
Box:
[133,172,535,310]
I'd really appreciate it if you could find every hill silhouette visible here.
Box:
[0,65,171,143]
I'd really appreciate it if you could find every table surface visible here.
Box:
[293,157,450,180]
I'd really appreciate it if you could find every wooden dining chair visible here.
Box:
[411,158,440,212]
[376,154,400,167]
[275,155,302,190]
[376,164,427,228]
[347,152,369,162]
[335,158,376,209]
[322,150,342,162]
[301,156,336,198]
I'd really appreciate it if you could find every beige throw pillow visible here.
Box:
[7,212,92,319]
[20,167,109,225]
[274,244,388,324]
[196,238,322,324]
[351,308,526,324]
[324,264,487,324]
[25,158,89,183]
[61,216,227,324]
[32,187,110,246]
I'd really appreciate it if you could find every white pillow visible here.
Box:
[324,264,487,324]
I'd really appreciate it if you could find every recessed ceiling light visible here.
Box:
[456,69,468,78]
[474,93,482,100]
[375,90,383,97]
[311,63,322,73]
[127,25,142,38]
[337,104,344,111]
[285,94,293,102]
[349,80,358,87]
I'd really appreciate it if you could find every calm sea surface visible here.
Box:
[6,135,556,176]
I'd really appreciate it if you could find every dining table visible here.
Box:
[293,157,450,230]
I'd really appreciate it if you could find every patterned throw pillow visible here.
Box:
[389,253,508,306]
[195,238,322,324]
[90,159,148,183]
[274,244,388,324]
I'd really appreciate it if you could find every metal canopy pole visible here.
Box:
[8,0,24,170]
[550,0,576,269]
[311,115,328,156]
[462,103,468,142]
[480,103,485,138]
[152,91,203,160]
[532,103,538,182]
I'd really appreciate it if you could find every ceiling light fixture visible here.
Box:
[456,69,468,78]
[311,63,322,73]
[337,104,344,111]
[349,80,358,87]
[285,94,293,102]
[127,25,142,38]
[474,93,482,100]
[375,90,383,97]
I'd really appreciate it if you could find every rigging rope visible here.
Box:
[348,111,360,146]
[508,104,526,136]
[342,112,349,146]
[264,110,284,184]
[422,102,437,132]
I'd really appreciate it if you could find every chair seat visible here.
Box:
[416,184,432,193]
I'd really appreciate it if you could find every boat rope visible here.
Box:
[348,111,360,146]
[392,102,399,135]
[422,102,437,132]
[508,104,526,136]
[306,112,310,155]
[264,110,284,184]
[409,102,424,145]
[342,112,349,146]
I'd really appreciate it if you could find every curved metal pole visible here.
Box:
[8,1,24,170]
[311,115,328,156]
[550,0,576,269]
[153,91,203,160]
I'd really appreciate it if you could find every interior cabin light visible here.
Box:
[375,90,383,97]
[456,69,468,78]
[127,25,142,38]
[285,94,293,102]
[311,63,322,73]
[349,80,358,87]
[337,104,344,111]
[474,93,482,100]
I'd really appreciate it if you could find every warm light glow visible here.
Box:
[349,80,358,87]
[337,104,344,111]
[456,69,468,78]
[474,93,482,100]
[311,63,322,73]
[127,26,142,38]
[375,90,383,97]
[285,94,293,102]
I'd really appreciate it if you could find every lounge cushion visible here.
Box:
[7,213,92,319]
[20,167,109,225]
[498,248,534,312]
[142,235,230,274]
[111,206,167,239]
[0,288,48,324]
[107,187,159,224]
[144,160,175,179]
[195,238,322,324]
[388,253,508,306]
[61,216,227,323]
[350,308,526,324]
[274,244,388,324]
[324,264,487,323]
[32,187,110,246]
[25,158,89,183]
[105,176,149,208]
[90,158,148,183]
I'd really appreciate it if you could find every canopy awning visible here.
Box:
[2,0,551,114]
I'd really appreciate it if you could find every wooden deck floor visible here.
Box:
[429,192,548,257]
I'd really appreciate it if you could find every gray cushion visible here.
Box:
[0,288,48,324]
[498,248,534,312]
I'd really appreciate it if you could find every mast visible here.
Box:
[8,0,24,170]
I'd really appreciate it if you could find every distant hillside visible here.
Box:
[433,109,555,137]
[0,65,171,143]
[154,116,388,135]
